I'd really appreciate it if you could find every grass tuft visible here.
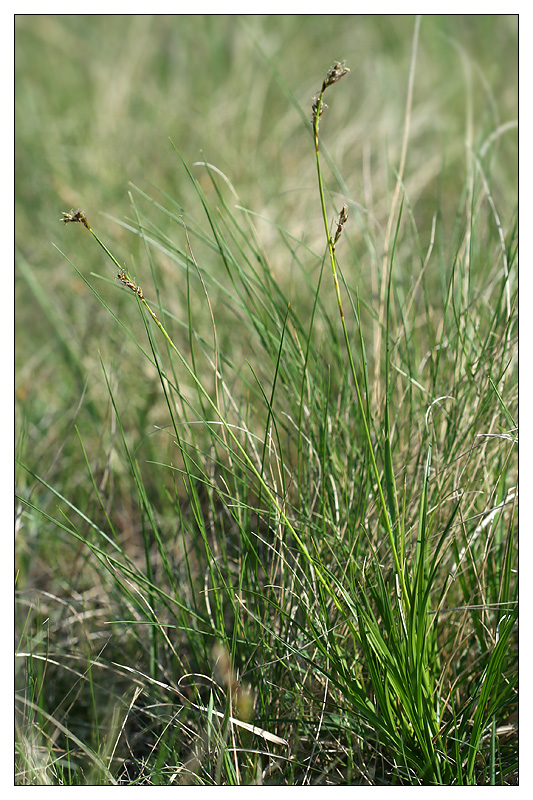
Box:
[16,16,517,785]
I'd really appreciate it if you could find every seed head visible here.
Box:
[60,209,90,229]
[332,203,349,248]
[322,61,350,92]
[312,61,349,136]
[117,269,144,300]
[311,95,327,119]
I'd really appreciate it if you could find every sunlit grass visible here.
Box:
[16,15,517,785]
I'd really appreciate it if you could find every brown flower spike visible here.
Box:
[117,269,145,300]
[322,61,350,91]
[312,61,350,141]
[60,209,90,229]
[332,203,349,249]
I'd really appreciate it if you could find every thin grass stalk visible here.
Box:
[58,210,352,625]
[310,64,409,611]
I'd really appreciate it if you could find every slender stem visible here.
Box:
[312,73,409,610]
[65,210,349,615]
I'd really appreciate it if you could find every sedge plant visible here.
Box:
[16,40,517,785]
[307,59,516,783]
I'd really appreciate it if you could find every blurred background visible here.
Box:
[15,13,517,421]
[15,12,518,586]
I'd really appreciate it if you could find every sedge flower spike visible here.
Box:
[311,61,350,141]
[60,209,90,229]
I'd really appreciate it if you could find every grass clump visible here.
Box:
[16,17,517,786]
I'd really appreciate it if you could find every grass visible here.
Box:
[15,15,517,785]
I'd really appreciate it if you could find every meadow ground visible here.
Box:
[15,15,517,785]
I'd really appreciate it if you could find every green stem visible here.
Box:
[79,217,348,617]
[312,83,409,611]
